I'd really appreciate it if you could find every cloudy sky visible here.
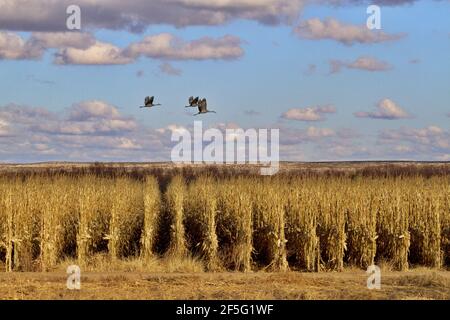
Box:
[0,0,449,163]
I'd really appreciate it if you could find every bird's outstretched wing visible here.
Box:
[189,96,194,105]
[149,96,155,105]
[145,96,151,105]
[193,97,199,105]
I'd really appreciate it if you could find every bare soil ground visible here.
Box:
[0,270,448,300]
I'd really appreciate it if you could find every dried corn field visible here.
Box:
[0,173,449,272]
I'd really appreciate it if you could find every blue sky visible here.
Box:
[0,0,449,162]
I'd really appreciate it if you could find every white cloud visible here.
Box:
[278,125,372,161]
[0,0,306,32]
[1,31,97,61]
[159,62,182,76]
[0,31,245,65]
[125,33,244,61]
[329,56,392,73]
[280,126,337,145]
[294,18,405,45]
[354,99,412,120]
[281,105,336,121]
[0,98,446,162]
[54,41,134,65]
[378,125,450,159]
[0,1,424,33]
[335,0,434,6]
[0,32,43,60]
[326,144,370,158]
[0,104,54,124]
[116,138,142,150]
[36,119,137,136]
[0,101,175,162]
[68,101,122,121]
[30,32,96,49]
[35,101,137,135]
[393,145,413,153]
[0,101,136,137]
[348,56,392,71]
[160,124,189,136]
[0,118,10,136]
[306,126,335,138]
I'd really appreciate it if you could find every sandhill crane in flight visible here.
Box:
[194,98,216,116]
[140,96,161,108]
[186,96,199,108]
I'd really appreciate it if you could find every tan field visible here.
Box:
[1,270,449,300]
[0,162,449,300]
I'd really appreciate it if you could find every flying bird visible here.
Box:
[194,98,216,116]
[185,96,199,108]
[140,96,161,108]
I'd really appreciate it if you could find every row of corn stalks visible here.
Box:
[0,175,448,272]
